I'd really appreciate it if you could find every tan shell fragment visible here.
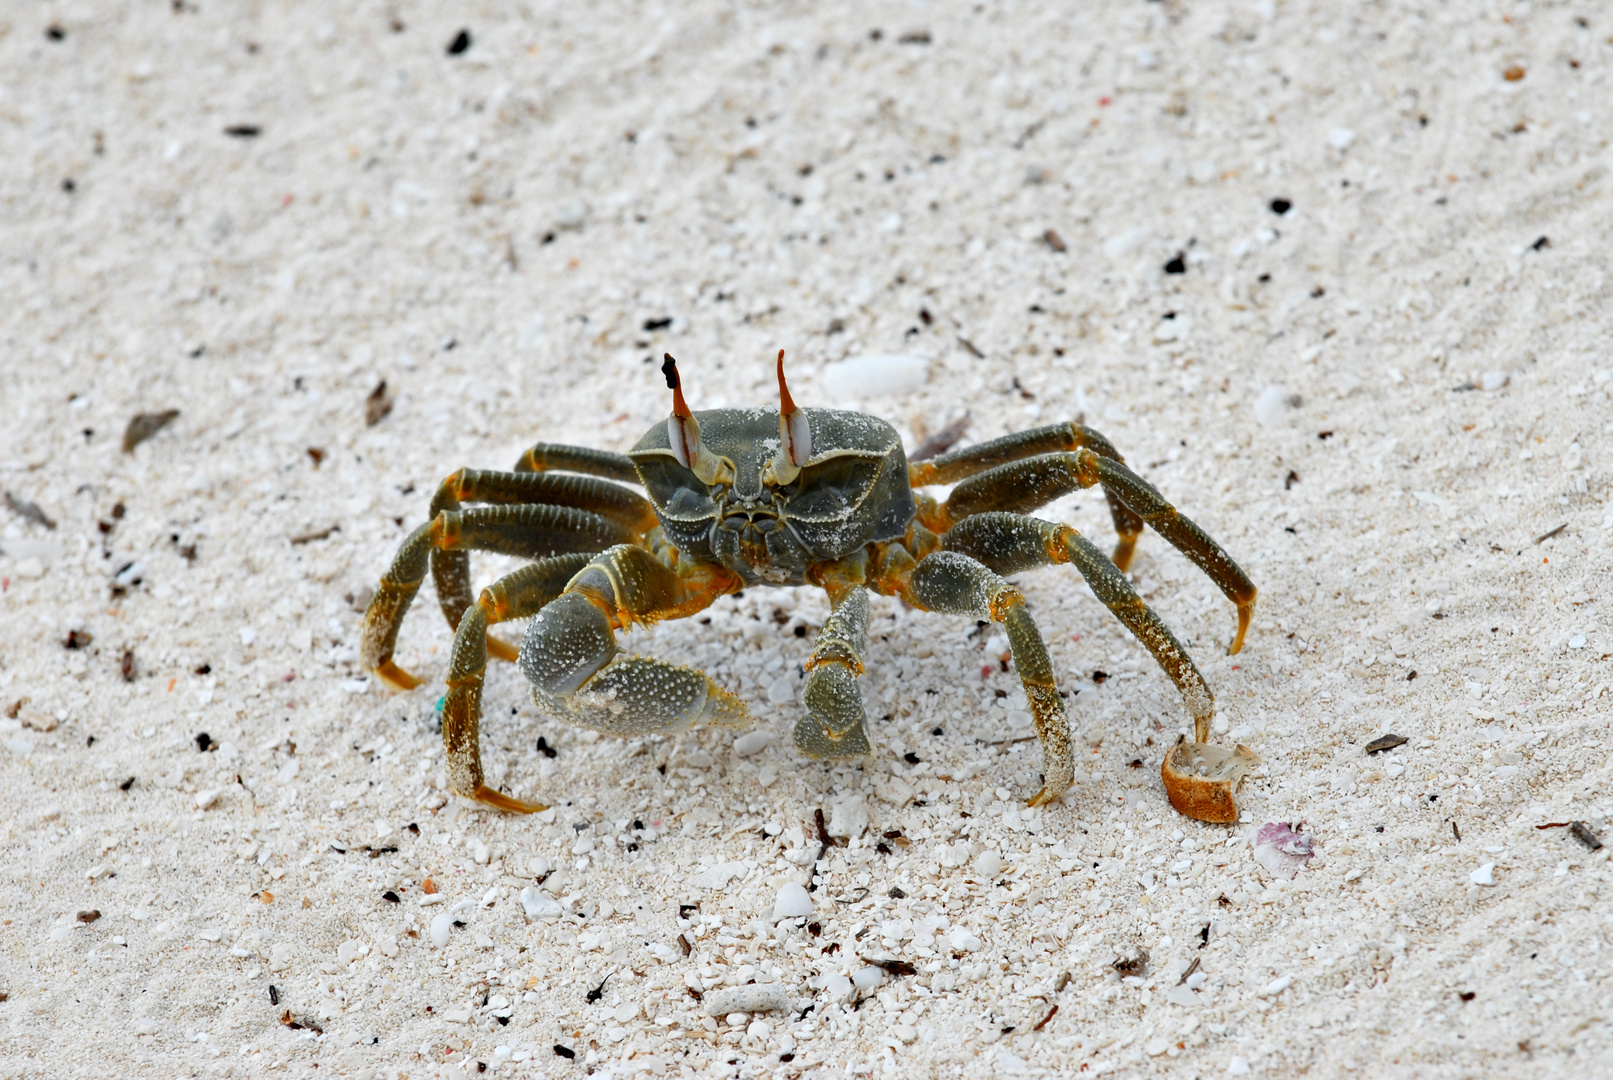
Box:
[1161,739,1260,824]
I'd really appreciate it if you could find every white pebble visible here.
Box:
[974,850,1004,878]
[766,677,797,705]
[949,929,983,952]
[1568,635,1587,650]
[518,887,564,920]
[828,795,868,839]
[772,882,813,921]
[1260,975,1293,997]
[747,1019,771,1040]
[194,788,221,810]
[824,974,854,1001]
[822,354,930,399]
[1328,127,1356,150]
[734,730,774,757]
[1228,1057,1252,1075]
[554,199,587,230]
[1253,384,1289,428]
[429,913,453,948]
[1470,863,1496,886]
[704,984,792,1016]
[1104,227,1146,259]
[528,855,551,877]
[851,966,883,991]
[1145,1038,1171,1056]
[1479,371,1508,392]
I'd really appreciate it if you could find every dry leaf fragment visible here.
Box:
[122,410,179,453]
[365,381,393,426]
[3,491,56,529]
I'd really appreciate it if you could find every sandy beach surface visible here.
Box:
[2,2,1610,1076]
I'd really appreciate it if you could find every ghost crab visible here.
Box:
[361,353,1258,821]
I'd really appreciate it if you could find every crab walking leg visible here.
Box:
[518,544,747,738]
[908,422,1145,568]
[940,449,1257,654]
[795,586,873,759]
[513,443,641,485]
[440,554,594,812]
[360,505,629,690]
[426,469,658,657]
[900,551,1074,807]
[944,513,1216,743]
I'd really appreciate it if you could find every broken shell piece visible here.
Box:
[1161,739,1259,824]
[1251,821,1315,880]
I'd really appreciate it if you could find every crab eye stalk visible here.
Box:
[661,354,729,485]
[769,348,812,485]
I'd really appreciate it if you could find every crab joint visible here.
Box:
[767,348,812,485]
[662,354,731,485]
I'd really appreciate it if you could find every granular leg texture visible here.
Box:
[427,467,654,656]
[518,545,746,740]
[907,421,1144,566]
[440,554,593,812]
[795,586,873,760]
[360,522,435,690]
[902,551,1073,807]
[360,504,625,689]
[514,443,641,485]
[940,449,1256,653]
[944,512,1215,742]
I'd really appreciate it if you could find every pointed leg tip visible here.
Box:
[486,635,520,663]
[1110,536,1138,573]
[1227,602,1255,655]
[469,785,548,814]
[374,661,422,691]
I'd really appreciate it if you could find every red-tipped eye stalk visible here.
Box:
[775,349,811,469]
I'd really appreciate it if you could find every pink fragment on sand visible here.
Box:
[1251,821,1315,880]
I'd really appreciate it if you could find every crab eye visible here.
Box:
[667,415,695,469]
[784,409,812,467]
[770,348,811,481]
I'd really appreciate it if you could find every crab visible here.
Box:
[360,352,1257,820]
